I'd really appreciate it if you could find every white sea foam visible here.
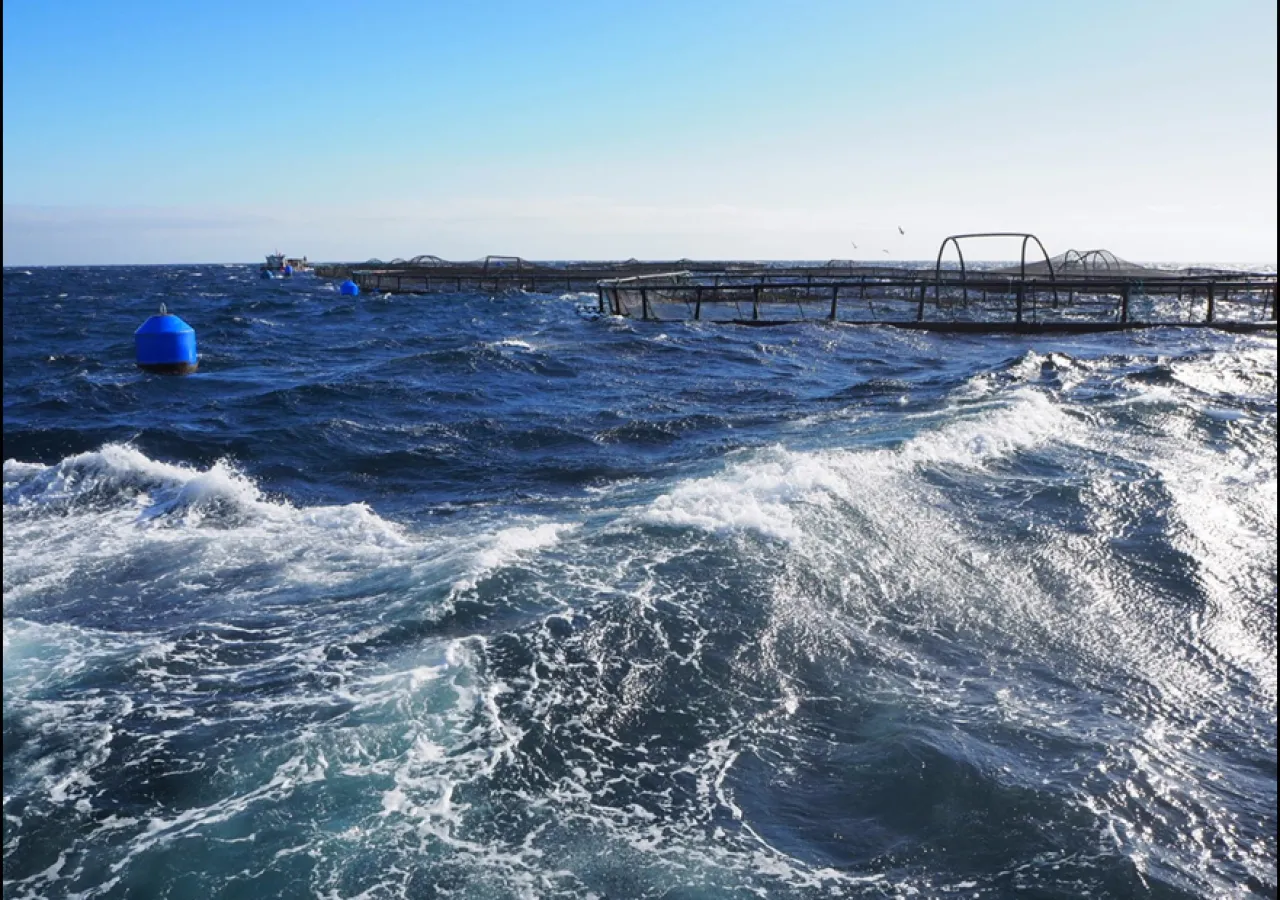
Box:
[1169,346,1276,400]
[492,338,536,352]
[899,387,1068,467]
[1,444,575,634]
[642,387,1073,542]
[3,444,584,894]
[593,343,1271,897]
[735,348,1277,897]
[642,447,845,542]
[450,521,578,594]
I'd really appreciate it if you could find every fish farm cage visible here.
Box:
[319,255,791,293]
[323,236,1277,333]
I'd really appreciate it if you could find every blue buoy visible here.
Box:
[340,279,360,296]
[135,303,198,375]
[260,268,273,280]
[283,264,293,277]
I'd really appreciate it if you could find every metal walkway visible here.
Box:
[324,236,1277,332]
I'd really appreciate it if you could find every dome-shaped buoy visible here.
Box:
[260,268,273,280]
[135,303,198,375]
[339,279,360,296]
[283,264,293,277]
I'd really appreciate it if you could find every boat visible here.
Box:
[259,252,311,278]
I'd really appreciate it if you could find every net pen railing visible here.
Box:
[596,273,1277,328]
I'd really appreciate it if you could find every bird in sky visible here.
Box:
[897,226,905,235]
[882,249,890,254]
[850,241,858,249]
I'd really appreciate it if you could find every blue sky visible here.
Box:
[3,0,1276,264]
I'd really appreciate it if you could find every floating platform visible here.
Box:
[316,255,782,293]
[318,238,1277,333]
[595,269,1277,332]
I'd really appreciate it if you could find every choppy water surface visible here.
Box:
[3,265,1276,899]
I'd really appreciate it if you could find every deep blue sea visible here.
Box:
[3,265,1277,899]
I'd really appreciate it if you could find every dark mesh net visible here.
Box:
[994,249,1173,278]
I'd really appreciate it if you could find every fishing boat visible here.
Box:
[259,253,311,278]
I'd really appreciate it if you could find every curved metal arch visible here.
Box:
[930,232,1058,320]
[1060,249,1121,274]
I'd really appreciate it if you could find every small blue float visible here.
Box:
[260,268,274,280]
[135,303,198,375]
[283,264,294,277]
[340,279,360,296]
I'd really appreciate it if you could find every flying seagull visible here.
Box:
[882,249,890,254]
[850,241,858,249]
[897,226,905,235]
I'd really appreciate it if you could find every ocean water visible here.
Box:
[3,265,1276,900]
